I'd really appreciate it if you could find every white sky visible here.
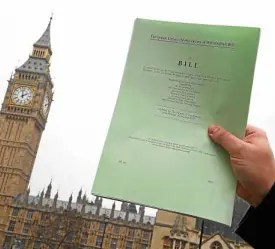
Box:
[0,0,275,216]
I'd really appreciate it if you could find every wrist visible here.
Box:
[253,192,269,207]
[255,161,275,207]
[254,180,275,207]
[254,182,275,210]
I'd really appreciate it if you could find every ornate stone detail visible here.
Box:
[170,214,188,237]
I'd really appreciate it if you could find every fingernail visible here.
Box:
[208,125,219,135]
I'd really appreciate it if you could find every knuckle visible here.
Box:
[215,129,229,140]
[230,156,246,166]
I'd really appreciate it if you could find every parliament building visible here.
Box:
[0,18,252,249]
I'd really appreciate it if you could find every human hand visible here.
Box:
[208,125,275,207]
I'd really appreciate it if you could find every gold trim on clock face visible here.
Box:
[11,86,33,106]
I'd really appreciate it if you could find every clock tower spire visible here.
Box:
[0,17,54,206]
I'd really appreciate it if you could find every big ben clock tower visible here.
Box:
[0,17,54,207]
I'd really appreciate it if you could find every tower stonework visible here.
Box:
[0,18,54,236]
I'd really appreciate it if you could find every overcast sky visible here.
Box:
[0,0,275,216]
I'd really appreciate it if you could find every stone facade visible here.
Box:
[2,183,154,249]
[151,208,252,249]
[0,18,53,244]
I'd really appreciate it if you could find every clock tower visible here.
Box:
[0,18,54,207]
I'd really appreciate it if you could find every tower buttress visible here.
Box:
[68,193,73,210]
[110,201,115,219]
[53,190,58,209]
[0,17,54,206]
[45,179,52,199]
[128,203,137,213]
[77,188,83,203]
[121,201,128,211]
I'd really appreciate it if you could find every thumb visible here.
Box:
[208,125,245,154]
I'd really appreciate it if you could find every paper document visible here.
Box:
[92,18,260,226]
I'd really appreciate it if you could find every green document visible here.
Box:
[92,18,260,226]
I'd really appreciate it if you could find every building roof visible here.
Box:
[195,196,249,243]
[13,193,155,225]
[34,17,52,49]
[17,57,48,73]
[16,18,52,75]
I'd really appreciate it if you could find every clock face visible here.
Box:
[42,94,49,116]
[12,86,33,105]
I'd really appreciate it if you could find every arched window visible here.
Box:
[210,241,223,249]
[175,240,180,249]
[163,236,171,249]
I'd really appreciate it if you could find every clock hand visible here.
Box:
[21,92,28,98]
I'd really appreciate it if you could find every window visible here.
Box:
[163,236,170,249]
[3,236,11,249]
[110,239,117,249]
[99,223,105,232]
[8,221,16,232]
[27,210,34,219]
[175,240,180,249]
[82,233,88,245]
[189,243,197,249]
[52,227,58,239]
[34,241,40,249]
[96,236,103,247]
[23,223,29,234]
[140,244,147,249]
[113,225,120,234]
[14,239,24,249]
[210,241,223,249]
[12,208,20,217]
[41,213,48,221]
[38,225,45,235]
[143,231,150,240]
[67,231,75,242]
[128,229,134,238]
[126,241,133,249]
